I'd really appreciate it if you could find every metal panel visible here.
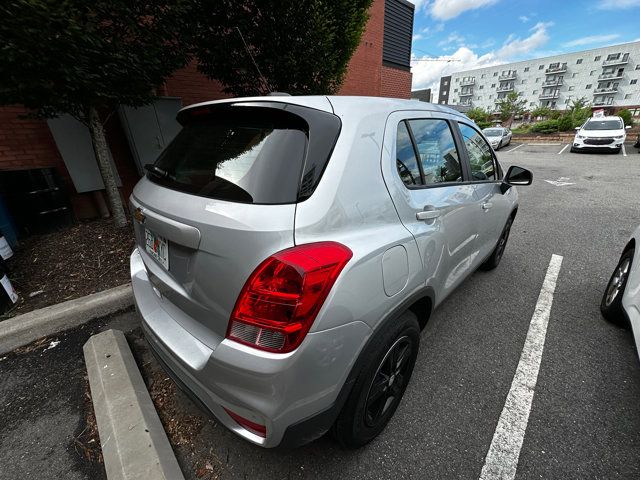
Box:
[119,98,182,176]
[47,115,121,193]
[383,0,415,69]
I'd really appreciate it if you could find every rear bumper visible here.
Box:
[130,248,371,447]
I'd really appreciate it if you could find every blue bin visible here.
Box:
[0,194,18,248]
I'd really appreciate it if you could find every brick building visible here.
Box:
[0,0,413,224]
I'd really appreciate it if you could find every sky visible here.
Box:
[408,0,640,98]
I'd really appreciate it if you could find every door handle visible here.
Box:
[416,208,440,221]
[482,202,493,210]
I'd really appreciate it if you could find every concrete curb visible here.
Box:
[0,283,133,355]
[84,329,184,480]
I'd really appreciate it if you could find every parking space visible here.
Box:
[501,141,638,157]
[124,148,640,479]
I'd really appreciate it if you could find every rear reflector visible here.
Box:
[227,242,352,353]
[223,407,266,438]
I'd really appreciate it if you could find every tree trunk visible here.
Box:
[87,106,127,228]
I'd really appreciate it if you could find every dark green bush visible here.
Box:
[557,115,573,131]
[618,108,633,127]
[530,119,559,134]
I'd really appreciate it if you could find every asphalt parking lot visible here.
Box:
[2,142,639,479]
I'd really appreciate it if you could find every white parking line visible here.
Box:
[557,144,569,155]
[479,254,563,480]
[505,143,525,153]
[622,144,627,157]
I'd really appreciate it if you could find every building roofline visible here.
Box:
[442,40,640,77]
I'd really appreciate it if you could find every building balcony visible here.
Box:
[459,91,473,97]
[496,85,514,93]
[459,100,473,107]
[460,79,475,86]
[602,56,629,67]
[598,72,624,80]
[542,79,563,87]
[539,92,560,100]
[545,65,567,74]
[593,99,611,106]
[498,73,516,81]
[593,87,618,94]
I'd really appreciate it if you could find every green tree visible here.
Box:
[530,106,551,120]
[0,0,193,227]
[194,0,373,96]
[618,108,633,127]
[495,91,527,127]
[566,97,591,128]
[466,107,493,129]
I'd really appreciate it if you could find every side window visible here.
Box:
[407,119,462,185]
[395,121,421,187]
[458,123,497,181]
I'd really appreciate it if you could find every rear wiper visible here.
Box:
[144,164,173,180]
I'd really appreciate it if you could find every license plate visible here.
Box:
[145,228,169,270]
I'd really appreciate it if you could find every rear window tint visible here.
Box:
[148,106,309,204]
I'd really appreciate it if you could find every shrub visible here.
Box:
[549,110,562,120]
[530,119,559,134]
[557,115,573,131]
[618,108,633,127]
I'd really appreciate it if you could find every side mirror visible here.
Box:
[501,165,532,193]
[626,125,631,130]
[574,127,580,131]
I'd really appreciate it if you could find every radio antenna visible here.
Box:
[236,27,270,95]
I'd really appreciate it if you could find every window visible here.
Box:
[455,78,459,82]
[533,90,538,94]
[539,65,544,70]
[491,83,496,88]
[572,73,577,78]
[442,90,447,96]
[458,123,496,181]
[406,119,462,185]
[489,95,493,99]
[568,86,575,91]
[625,94,632,99]
[586,84,592,89]
[395,122,421,187]
[493,72,498,77]
[590,70,596,76]
[595,55,601,61]
[631,79,638,85]
[530,102,536,106]
[479,85,484,89]
[382,0,414,68]
[454,88,458,93]
[577,59,583,64]
[535,78,540,83]
[521,79,527,84]
[636,65,640,70]
[524,67,530,72]
[481,74,486,78]
[444,81,449,86]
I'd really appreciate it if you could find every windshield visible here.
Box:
[583,119,623,130]
[483,129,503,136]
[148,107,308,204]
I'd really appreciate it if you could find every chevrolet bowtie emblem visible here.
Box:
[134,207,146,224]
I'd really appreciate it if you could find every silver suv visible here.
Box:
[130,96,532,448]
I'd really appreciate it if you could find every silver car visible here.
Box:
[482,127,512,150]
[130,96,532,448]
[601,225,640,359]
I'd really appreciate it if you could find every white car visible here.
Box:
[571,116,630,153]
[482,127,512,150]
[601,225,640,360]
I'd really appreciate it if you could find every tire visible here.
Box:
[601,248,634,326]
[332,311,420,448]
[480,216,513,271]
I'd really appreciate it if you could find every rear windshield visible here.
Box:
[147,106,308,204]
[583,119,623,130]
[483,129,503,136]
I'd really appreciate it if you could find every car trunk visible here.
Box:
[129,100,341,350]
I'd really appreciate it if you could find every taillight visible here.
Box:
[223,407,266,438]
[227,242,353,353]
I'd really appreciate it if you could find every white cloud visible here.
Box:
[411,21,553,98]
[519,15,530,22]
[406,0,429,11]
[429,0,500,20]
[412,34,424,41]
[562,34,620,47]
[597,0,640,9]
[437,32,466,47]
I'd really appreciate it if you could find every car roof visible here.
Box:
[179,95,469,121]
[586,116,622,121]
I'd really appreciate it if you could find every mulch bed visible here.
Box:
[2,218,135,318]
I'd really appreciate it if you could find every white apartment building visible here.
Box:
[437,41,640,113]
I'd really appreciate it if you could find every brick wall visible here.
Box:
[339,0,384,96]
[163,61,231,107]
[380,65,412,99]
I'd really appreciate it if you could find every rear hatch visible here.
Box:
[131,100,341,349]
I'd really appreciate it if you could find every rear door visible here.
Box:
[382,111,480,303]
[456,121,511,260]
[131,101,341,349]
